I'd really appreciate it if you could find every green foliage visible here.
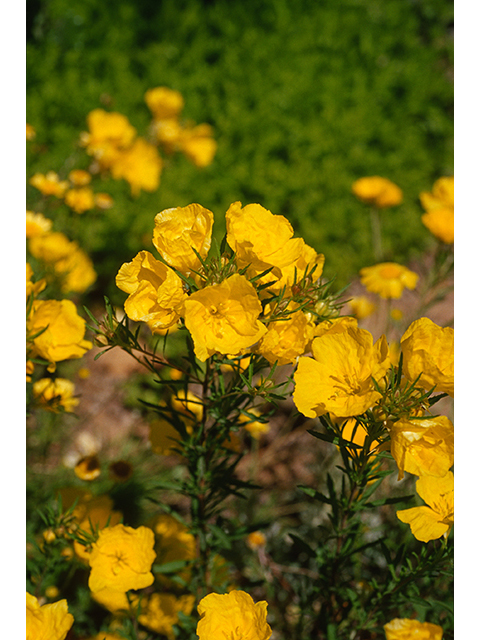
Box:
[27,0,453,293]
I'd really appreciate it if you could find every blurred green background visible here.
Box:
[26,0,453,302]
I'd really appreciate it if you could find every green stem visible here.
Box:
[370,207,383,261]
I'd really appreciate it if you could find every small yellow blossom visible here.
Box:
[246,531,267,550]
[256,309,314,365]
[397,471,454,542]
[33,378,79,413]
[64,186,95,213]
[401,317,454,397]
[352,176,403,208]
[360,262,418,299]
[30,171,69,198]
[26,592,74,640]
[294,326,390,419]
[390,416,454,479]
[68,169,92,186]
[241,409,270,440]
[26,123,36,140]
[26,262,46,299]
[152,117,183,152]
[152,203,214,274]
[183,273,267,361]
[74,455,102,481]
[27,299,92,365]
[81,108,137,170]
[94,192,114,209]
[145,86,185,120]
[384,618,443,640]
[420,176,454,244]
[197,590,272,640]
[44,586,60,600]
[347,295,377,320]
[110,136,163,196]
[88,524,156,593]
[420,176,454,211]
[131,592,195,639]
[26,211,52,238]
[152,513,196,587]
[179,122,217,167]
[116,250,186,333]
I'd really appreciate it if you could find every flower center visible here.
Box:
[379,264,402,279]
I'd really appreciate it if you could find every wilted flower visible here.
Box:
[152,203,214,275]
[26,592,74,640]
[116,250,186,333]
[64,187,95,213]
[183,273,267,361]
[397,471,454,542]
[390,416,454,479]
[29,171,69,198]
[352,176,403,208]
[384,618,443,640]
[197,590,272,640]
[400,317,454,397]
[110,137,163,196]
[88,524,156,593]
[294,326,390,419]
[32,378,79,413]
[26,211,52,238]
[360,262,418,299]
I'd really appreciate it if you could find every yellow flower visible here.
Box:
[347,295,377,320]
[91,587,131,615]
[400,317,454,397]
[311,316,358,339]
[389,416,454,480]
[420,175,454,243]
[246,531,267,550]
[69,493,123,560]
[240,409,270,440]
[27,299,92,365]
[152,513,196,587]
[384,618,443,640]
[179,123,217,167]
[360,262,418,299]
[81,108,136,169]
[88,524,156,593]
[397,471,454,542]
[352,176,403,208]
[29,231,75,263]
[256,309,313,365]
[116,250,186,333]
[145,86,184,120]
[197,590,272,640]
[110,137,163,196]
[26,211,52,238]
[131,592,195,639]
[26,123,36,140]
[68,169,92,186]
[29,171,69,197]
[33,378,79,413]
[420,176,454,211]
[26,262,46,299]
[183,274,267,362]
[26,592,74,640]
[152,117,184,152]
[293,326,390,419]
[74,454,102,481]
[225,201,306,285]
[152,203,214,275]
[94,192,114,209]
[64,187,95,213]
[333,417,379,454]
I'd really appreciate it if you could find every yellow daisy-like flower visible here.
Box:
[389,416,454,480]
[152,203,214,275]
[183,273,267,362]
[30,171,69,198]
[197,590,272,640]
[178,122,217,167]
[360,262,418,299]
[347,295,377,320]
[26,211,52,238]
[400,317,454,397]
[145,86,185,120]
[246,531,267,550]
[110,136,163,196]
[26,592,74,640]
[396,471,454,543]
[32,378,79,413]
[293,326,390,419]
[116,250,186,333]
[64,186,96,214]
[88,524,156,593]
[352,176,403,208]
[384,618,443,640]
[131,592,195,640]
[420,176,454,211]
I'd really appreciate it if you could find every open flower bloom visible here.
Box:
[384,617,443,639]
[389,416,454,479]
[226,201,306,285]
[88,524,156,593]
[26,262,46,299]
[64,186,95,213]
[130,592,195,640]
[26,211,52,238]
[396,471,454,542]
[151,513,196,587]
[419,174,453,244]
[153,203,214,275]
[400,317,454,397]
[178,123,217,167]
[360,262,418,299]
[352,176,403,208]
[145,86,184,120]
[420,176,454,211]
[110,137,163,196]
[116,250,186,333]
[197,590,272,640]
[293,326,390,419]
[32,378,79,413]
[26,592,74,640]
[256,308,314,365]
[68,168,92,186]
[81,108,136,170]
[29,171,69,197]
[27,299,92,365]
[183,273,267,361]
